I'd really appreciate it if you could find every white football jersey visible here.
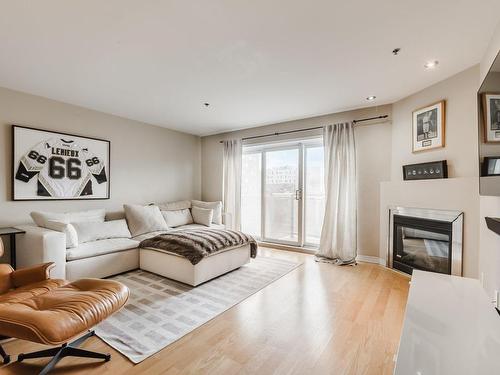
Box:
[15,137,107,198]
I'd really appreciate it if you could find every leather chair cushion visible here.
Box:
[0,278,129,345]
[0,279,67,304]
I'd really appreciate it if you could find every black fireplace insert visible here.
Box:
[393,214,452,275]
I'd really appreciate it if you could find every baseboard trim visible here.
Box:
[258,245,388,267]
[356,255,383,265]
[257,241,316,255]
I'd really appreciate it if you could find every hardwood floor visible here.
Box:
[0,248,409,375]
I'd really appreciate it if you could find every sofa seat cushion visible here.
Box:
[66,238,139,261]
[0,278,129,345]
[0,279,68,304]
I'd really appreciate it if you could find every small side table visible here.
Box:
[0,227,26,269]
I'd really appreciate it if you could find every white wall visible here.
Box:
[479,21,500,296]
[390,65,479,180]
[201,105,392,258]
[380,65,480,277]
[0,86,201,226]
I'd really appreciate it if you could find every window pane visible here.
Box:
[305,146,325,245]
[264,148,299,243]
[241,152,261,237]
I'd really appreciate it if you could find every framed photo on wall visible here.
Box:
[482,93,500,143]
[12,125,110,201]
[412,100,446,152]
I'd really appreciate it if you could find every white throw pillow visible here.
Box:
[31,209,105,227]
[157,200,192,211]
[191,200,222,224]
[31,211,66,226]
[44,221,79,249]
[73,219,132,244]
[161,209,193,228]
[191,206,213,227]
[124,204,169,237]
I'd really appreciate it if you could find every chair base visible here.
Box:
[0,343,10,364]
[17,330,110,375]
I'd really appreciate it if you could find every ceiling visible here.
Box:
[0,1,499,136]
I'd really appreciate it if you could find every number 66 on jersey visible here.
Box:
[12,125,110,200]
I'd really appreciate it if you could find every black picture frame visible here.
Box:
[481,156,500,177]
[402,160,448,181]
[11,125,111,201]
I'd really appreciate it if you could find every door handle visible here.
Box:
[295,189,302,200]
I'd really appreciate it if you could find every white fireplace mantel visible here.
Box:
[379,177,479,278]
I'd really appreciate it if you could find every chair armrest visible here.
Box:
[11,262,55,288]
[0,264,14,293]
[15,225,66,279]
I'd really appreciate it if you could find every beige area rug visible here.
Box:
[95,256,301,363]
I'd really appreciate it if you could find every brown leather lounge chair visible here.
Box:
[0,238,129,374]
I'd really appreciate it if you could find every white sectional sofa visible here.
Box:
[14,200,250,285]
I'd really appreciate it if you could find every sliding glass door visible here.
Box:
[241,138,324,248]
[264,146,301,245]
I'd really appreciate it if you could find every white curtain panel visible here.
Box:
[223,139,242,230]
[317,122,357,264]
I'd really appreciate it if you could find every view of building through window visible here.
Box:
[264,148,299,243]
[241,138,325,248]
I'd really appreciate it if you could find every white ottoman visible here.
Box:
[139,244,252,286]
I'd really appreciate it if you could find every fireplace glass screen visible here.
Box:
[393,215,452,275]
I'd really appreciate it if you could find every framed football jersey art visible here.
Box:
[12,125,110,201]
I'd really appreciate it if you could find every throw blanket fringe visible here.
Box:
[139,229,258,265]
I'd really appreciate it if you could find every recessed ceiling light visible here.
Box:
[424,60,439,69]
[366,96,376,101]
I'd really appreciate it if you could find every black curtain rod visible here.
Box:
[218,115,388,143]
[353,115,389,124]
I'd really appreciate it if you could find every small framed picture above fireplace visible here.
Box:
[412,100,446,153]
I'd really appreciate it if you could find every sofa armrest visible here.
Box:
[15,225,66,280]
[11,262,55,287]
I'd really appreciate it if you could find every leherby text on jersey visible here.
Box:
[51,147,80,157]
